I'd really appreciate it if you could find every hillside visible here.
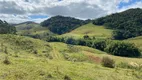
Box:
[41,15,89,34]
[0,34,142,80]
[61,23,113,39]
[15,22,55,40]
[93,8,142,39]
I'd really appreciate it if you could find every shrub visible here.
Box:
[105,42,141,57]
[64,75,71,80]
[102,57,115,68]
[3,56,11,65]
[83,35,91,40]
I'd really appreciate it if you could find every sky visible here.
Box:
[0,0,142,23]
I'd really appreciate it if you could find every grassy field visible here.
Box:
[0,34,142,80]
[61,23,113,39]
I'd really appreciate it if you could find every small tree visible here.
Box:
[83,35,91,40]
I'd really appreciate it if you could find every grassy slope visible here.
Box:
[0,34,141,80]
[15,23,54,40]
[61,23,113,39]
[124,36,142,50]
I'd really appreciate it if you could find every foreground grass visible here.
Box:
[0,35,141,80]
[0,53,142,80]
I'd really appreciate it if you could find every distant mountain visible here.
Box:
[17,21,38,25]
[93,8,142,40]
[41,15,90,34]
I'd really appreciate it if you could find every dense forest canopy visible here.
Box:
[93,8,142,40]
[41,15,89,34]
[0,20,16,34]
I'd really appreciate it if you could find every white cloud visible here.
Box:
[0,0,141,23]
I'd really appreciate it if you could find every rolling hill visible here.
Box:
[0,8,142,80]
[61,23,113,39]
[41,15,89,34]
[0,34,141,80]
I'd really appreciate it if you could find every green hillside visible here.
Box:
[0,34,142,80]
[41,15,89,34]
[93,8,142,39]
[61,23,113,39]
[15,22,55,40]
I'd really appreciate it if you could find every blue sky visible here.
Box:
[119,0,142,9]
[0,0,141,23]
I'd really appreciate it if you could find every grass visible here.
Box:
[0,34,142,80]
[61,23,113,39]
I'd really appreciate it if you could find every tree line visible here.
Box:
[46,36,141,57]
[93,8,142,40]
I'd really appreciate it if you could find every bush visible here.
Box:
[102,57,115,68]
[3,56,11,65]
[105,42,141,57]
[64,75,71,80]
[92,40,106,51]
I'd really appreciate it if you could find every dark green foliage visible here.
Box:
[102,57,115,68]
[91,40,106,51]
[41,15,89,34]
[3,56,11,65]
[105,42,141,57]
[83,35,91,40]
[0,20,16,34]
[93,8,142,39]
[48,36,141,57]
[64,75,71,80]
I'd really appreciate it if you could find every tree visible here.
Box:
[0,20,16,34]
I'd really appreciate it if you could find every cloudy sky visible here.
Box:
[0,0,142,23]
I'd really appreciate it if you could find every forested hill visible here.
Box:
[0,20,16,34]
[93,8,142,40]
[41,15,90,34]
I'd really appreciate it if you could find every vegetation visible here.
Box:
[0,20,16,34]
[93,8,142,39]
[0,34,141,80]
[41,15,89,34]
[47,36,141,57]
[102,57,115,68]
[105,42,141,57]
